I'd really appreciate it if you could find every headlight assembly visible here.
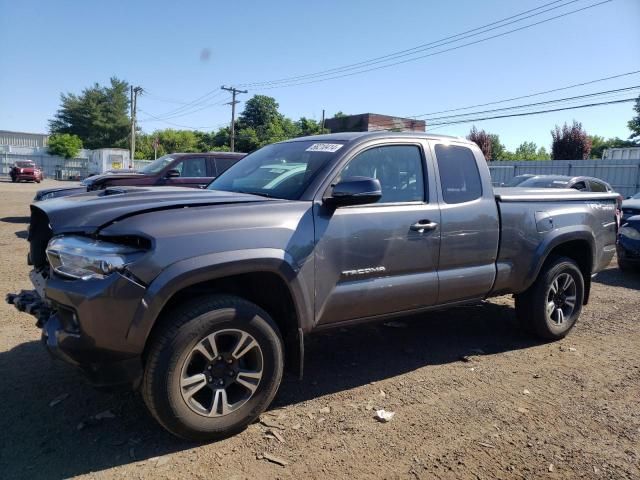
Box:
[46,235,146,280]
[619,226,640,241]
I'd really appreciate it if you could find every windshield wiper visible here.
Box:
[237,190,276,199]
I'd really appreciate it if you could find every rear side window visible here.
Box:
[589,180,608,192]
[215,158,237,175]
[434,145,482,204]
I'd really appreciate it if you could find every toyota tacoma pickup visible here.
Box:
[8,132,618,440]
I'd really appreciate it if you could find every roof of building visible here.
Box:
[280,131,466,143]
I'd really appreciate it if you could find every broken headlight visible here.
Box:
[46,235,145,280]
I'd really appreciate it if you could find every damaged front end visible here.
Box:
[6,204,150,388]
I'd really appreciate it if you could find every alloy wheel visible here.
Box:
[179,329,263,417]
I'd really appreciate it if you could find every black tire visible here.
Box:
[142,295,284,441]
[515,256,584,340]
[617,256,635,272]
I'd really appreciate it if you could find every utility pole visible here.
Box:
[321,109,325,132]
[130,86,143,165]
[221,85,248,152]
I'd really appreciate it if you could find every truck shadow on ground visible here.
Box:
[593,267,640,290]
[0,216,30,224]
[0,301,539,479]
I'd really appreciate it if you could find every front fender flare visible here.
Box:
[125,248,313,352]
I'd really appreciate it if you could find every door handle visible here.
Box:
[410,220,438,233]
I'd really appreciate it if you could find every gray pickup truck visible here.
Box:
[8,132,618,440]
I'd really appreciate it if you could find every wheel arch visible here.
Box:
[128,249,312,377]
[527,230,594,304]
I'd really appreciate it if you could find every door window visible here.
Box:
[589,180,608,192]
[571,181,587,191]
[215,157,238,176]
[174,157,207,177]
[338,145,425,203]
[434,145,483,204]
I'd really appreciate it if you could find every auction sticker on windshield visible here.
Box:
[306,143,343,153]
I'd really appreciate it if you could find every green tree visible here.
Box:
[238,95,283,130]
[489,134,506,160]
[628,95,640,142]
[296,117,326,136]
[589,135,636,159]
[551,121,592,159]
[49,77,130,149]
[514,141,538,159]
[233,95,314,152]
[47,133,83,158]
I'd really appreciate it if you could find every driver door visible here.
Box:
[314,141,441,326]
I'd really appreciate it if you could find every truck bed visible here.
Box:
[494,187,620,202]
[491,187,618,297]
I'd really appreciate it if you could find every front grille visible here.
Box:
[28,206,52,270]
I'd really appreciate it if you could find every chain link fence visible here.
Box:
[1,152,88,180]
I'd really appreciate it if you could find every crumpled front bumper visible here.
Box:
[7,270,148,388]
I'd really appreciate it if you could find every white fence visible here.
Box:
[489,158,640,197]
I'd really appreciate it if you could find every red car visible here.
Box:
[10,160,44,183]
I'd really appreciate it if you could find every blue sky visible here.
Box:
[1,0,638,151]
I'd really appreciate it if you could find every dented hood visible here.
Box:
[32,186,271,234]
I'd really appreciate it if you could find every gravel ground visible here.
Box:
[0,179,638,480]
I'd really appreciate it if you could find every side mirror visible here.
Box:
[165,169,180,178]
[325,176,382,207]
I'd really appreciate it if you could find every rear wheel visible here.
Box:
[142,295,284,441]
[515,256,584,340]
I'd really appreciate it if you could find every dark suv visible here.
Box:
[34,152,245,201]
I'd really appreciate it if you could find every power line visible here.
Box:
[138,95,232,122]
[322,82,639,132]
[239,0,581,88]
[426,98,636,128]
[406,69,640,118]
[240,0,611,89]
[145,89,227,120]
[137,108,228,130]
[422,86,640,122]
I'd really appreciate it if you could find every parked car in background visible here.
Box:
[515,175,614,192]
[515,175,623,226]
[501,173,536,187]
[10,160,43,183]
[621,192,640,222]
[617,215,640,271]
[34,152,245,201]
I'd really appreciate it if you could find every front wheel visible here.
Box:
[515,256,584,340]
[142,295,284,441]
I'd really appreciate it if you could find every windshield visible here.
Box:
[632,193,640,199]
[16,161,35,168]
[518,177,569,189]
[208,141,345,199]
[140,154,176,174]
[504,175,533,187]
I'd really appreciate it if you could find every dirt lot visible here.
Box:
[0,179,638,479]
